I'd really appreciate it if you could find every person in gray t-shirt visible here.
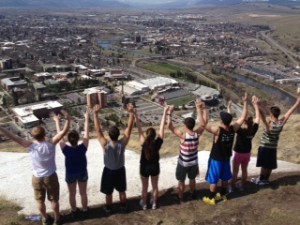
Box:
[93,103,135,213]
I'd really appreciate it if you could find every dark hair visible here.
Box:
[108,126,120,141]
[220,111,233,127]
[245,116,254,134]
[31,126,46,141]
[143,128,156,161]
[270,106,281,119]
[68,130,79,147]
[184,117,195,130]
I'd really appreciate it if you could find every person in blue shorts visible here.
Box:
[93,103,135,213]
[53,109,90,217]
[202,93,248,205]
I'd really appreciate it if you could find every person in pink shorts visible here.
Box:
[229,96,261,191]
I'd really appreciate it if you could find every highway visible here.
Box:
[259,30,300,67]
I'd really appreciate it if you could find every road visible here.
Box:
[259,30,300,67]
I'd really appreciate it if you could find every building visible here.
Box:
[0,58,12,70]
[1,77,28,91]
[12,101,63,128]
[33,72,53,82]
[140,76,178,91]
[104,69,127,80]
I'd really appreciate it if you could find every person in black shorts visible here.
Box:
[134,106,169,210]
[252,96,300,185]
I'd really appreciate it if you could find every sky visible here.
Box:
[118,0,179,3]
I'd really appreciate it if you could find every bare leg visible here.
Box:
[78,181,88,211]
[260,168,272,181]
[51,200,60,222]
[67,182,77,211]
[231,160,240,188]
[150,176,159,204]
[189,179,196,193]
[106,194,113,206]
[178,181,185,203]
[241,163,249,186]
[141,176,149,206]
[119,192,126,204]
[36,201,47,220]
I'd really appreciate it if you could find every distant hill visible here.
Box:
[138,0,300,9]
[0,0,129,8]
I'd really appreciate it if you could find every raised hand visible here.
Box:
[61,110,70,120]
[51,112,59,122]
[195,98,205,110]
[93,104,101,113]
[163,105,169,113]
[242,92,248,102]
[168,105,175,114]
[127,103,134,114]
[84,108,92,119]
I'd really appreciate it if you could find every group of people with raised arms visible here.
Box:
[0,93,300,224]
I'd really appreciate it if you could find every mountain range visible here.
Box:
[0,0,299,9]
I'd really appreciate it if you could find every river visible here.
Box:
[225,71,300,113]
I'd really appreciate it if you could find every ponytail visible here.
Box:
[143,128,156,161]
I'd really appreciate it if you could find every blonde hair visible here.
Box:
[31,126,46,141]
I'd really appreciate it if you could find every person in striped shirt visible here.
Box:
[252,96,300,186]
[167,98,207,204]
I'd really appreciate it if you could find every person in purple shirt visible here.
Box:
[53,109,90,217]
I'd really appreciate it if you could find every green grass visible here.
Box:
[137,61,188,75]
[167,95,195,107]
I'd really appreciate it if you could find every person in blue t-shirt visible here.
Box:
[53,109,90,216]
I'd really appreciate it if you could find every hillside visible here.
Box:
[128,114,300,164]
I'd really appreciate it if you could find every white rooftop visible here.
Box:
[12,101,63,117]
[141,77,178,90]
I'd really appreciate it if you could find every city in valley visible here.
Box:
[0,1,300,143]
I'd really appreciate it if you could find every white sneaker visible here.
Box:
[152,203,157,210]
[139,199,147,210]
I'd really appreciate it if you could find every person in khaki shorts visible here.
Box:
[0,111,70,225]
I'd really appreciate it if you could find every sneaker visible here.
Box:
[53,218,63,225]
[202,196,216,205]
[69,208,80,219]
[152,203,157,210]
[120,203,127,213]
[139,199,147,210]
[257,180,269,186]
[42,216,52,225]
[189,191,197,200]
[251,177,269,186]
[236,183,244,191]
[103,205,112,214]
[251,177,260,184]
[227,185,233,193]
[81,208,89,219]
[215,193,227,201]
[175,195,184,204]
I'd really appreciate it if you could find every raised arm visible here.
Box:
[252,96,261,124]
[158,105,169,139]
[52,112,66,149]
[82,109,90,148]
[134,108,145,144]
[51,110,71,145]
[167,105,185,139]
[227,100,233,114]
[282,96,300,125]
[195,98,207,135]
[121,104,135,146]
[93,104,107,149]
[0,126,32,148]
[233,92,248,131]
